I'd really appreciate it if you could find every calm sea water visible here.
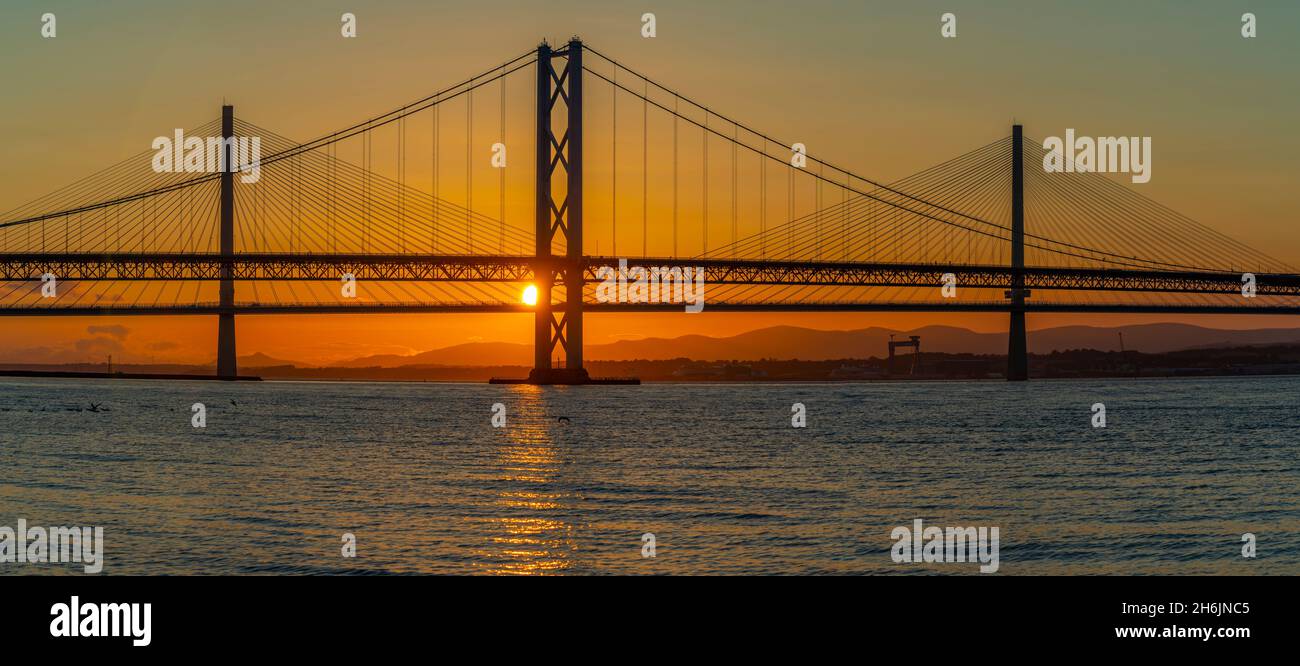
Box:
[1,376,1296,575]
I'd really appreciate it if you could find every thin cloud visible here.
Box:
[87,325,130,340]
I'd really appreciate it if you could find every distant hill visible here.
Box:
[1027,324,1300,354]
[238,352,304,367]
[337,341,533,368]
[330,323,1300,367]
[588,325,990,360]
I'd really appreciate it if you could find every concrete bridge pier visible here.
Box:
[1007,124,1028,381]
[217,104,237,379]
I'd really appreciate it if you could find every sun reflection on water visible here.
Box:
[475,385,575,575]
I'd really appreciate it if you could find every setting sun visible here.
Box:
[521,284,538,306]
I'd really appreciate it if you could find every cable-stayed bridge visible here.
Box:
[2,39,1297,382]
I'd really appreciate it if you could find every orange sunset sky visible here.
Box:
[2,1,1298,366]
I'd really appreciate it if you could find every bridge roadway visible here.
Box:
[1,253,1298,316]
[2,253,1298,295]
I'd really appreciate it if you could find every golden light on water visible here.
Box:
[521,284,538,306]
[475,384,574,575]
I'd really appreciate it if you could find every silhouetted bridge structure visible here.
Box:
[3,39,1297,382]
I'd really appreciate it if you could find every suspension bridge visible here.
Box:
[2,39,1297,382]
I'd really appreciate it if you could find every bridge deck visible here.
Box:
[1,253,1297,295]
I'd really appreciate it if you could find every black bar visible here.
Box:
[0,575,1284,653]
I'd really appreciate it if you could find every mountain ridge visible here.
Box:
[322,323,1300,368]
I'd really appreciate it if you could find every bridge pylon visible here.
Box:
[526,38,591,385]
[217,104,238,379]
[1007,124,1029,381]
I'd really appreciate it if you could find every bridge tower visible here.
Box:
[1007,124,1028,381]
[528,39,590,384]
[217,104,238,379]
